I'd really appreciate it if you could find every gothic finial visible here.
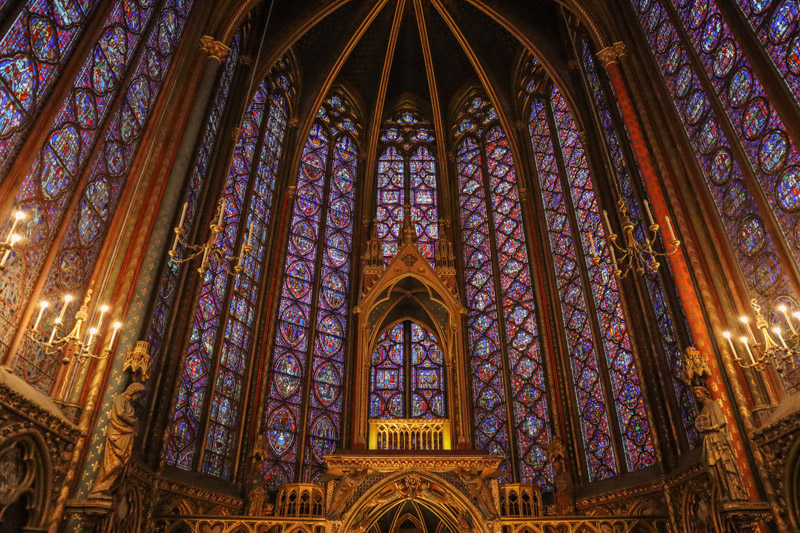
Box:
[402,204,416,244]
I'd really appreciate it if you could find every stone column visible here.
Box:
[72,35,230,500]
[596,42,761,498]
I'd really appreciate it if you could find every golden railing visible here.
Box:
[275,483,325,518]
[499,484,543,518]
[368,418,452,450]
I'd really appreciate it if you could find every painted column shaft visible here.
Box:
[599,49,759,499]
[74,40,228,498]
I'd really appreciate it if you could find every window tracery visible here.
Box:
[455,96,553,487]
[631,0,794,301]
[261,93,359,487]
[376,110,438,265]
[577,41,699,446]
[0,0,103,176]
[368,321,446,420]
[4,0,194,390]
[166,57,294,478]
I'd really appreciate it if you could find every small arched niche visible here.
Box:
[352,218,469,450]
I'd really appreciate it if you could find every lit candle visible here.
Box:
[7,210,25,242]
[643,200,655,226]
[0,233,20,267]
[779,305,798,334]
[740,337,756,365]
[665,216,676,242]
[95,304,108,331]
[33,301,48,331]
[740,316,757,343]
[86,327,98,348]
[108,322,122,349]
[57,295,73,321]
[723,331,741,360]
[49,318,62,344]
[773,327,789,349]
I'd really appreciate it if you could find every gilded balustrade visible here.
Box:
[368,418,452,450]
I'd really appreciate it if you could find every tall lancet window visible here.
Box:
[526,82,655,480]
[376,111,438,264]
[166,58,294,479]
[575,46,699,446]
[455,96,553,488]
[631,0,797,302]
[261,93,359,487]
[0,0,103,175]
[144,33,242,391]
[0,0,195,391]
[369,321,446,419]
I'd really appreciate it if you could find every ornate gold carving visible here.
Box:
[368,418,451,450]
[198,35,231,62]
[683,345,711,385]
[122,341,151,380]
[596,42,627,66]
[88,383,145,500]
[548,437,574,514]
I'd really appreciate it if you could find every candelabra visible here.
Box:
[168,199,253,276]
[27,290,122,362]
[589,199,680,279]
[722,299,800,377]
[26,290,123,401]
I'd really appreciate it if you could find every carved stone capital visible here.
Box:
[596,41,627,66]
[286,185,297,199]
[199,35,231,62]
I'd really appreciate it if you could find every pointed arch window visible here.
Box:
[376,111,438,264]
[526,82,655,479]
[166,58,294,479]
[455,96,553,488]
[630,0,796,302]
[575,44,699,446]
[734,0,800,103]
[369,320,446,419]
[261,93,359,487]
[0,0,104,175]
[3,0,195,390]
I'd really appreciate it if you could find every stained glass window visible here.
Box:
[455,97,553,487]
[369,323,406,419]
[549,84,656,472]
[368,321,446,420]
[376,111,438,264]
[166,57,294,477]
[7,0,194,390]
[578,41,699,446]
[734,0,800,105]
[527,97,617,481]
[143,33,242,394]
[261,93,359,487]
[0,0,103,176]
[631,0,793,301]
[0,0,161,361]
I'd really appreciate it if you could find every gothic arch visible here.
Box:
[0,426,52,531]
[339,470,486,532]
